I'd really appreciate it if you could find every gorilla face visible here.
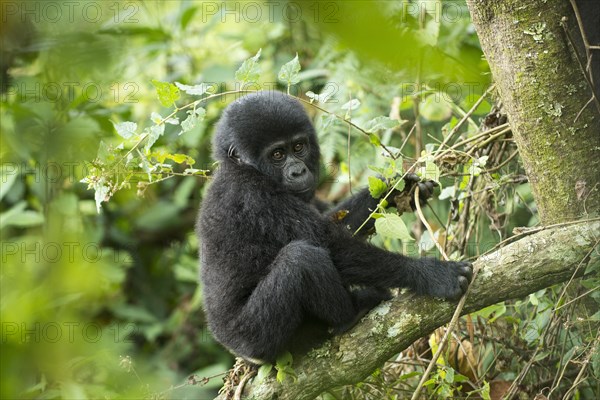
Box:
[257,133,315,194]
[212,91,320,195]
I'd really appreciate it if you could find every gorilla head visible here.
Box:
[213,91,320,194]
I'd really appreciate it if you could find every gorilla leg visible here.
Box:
[234,240,357,362]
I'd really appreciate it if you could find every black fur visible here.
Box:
[197,91,472,363]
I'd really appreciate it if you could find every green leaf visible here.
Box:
[113,121,137,139]
[368,176,388,199]
[276,351,293,367]
[235,49,262,84]
[374,214,414,241]
[529,293,539,306]
[170,154,192,164]
[368,165,386,175]
[276,368,286,383]
[93,178,110,213]
[468,162,482,177]
[438,186,456,200]
[481,381,491,400]
[306,89,334,103]
[180,6,197,30]
[180,107,206,135]
[399,371,422,380]
[256,364,273,383]
[278,53,301,88]
[0,164,18,202]
[96,141,116,164]
[175,82,212,96]
[151,112,178,125]
[10,210,44,227]
[145,124,165,151]
[138,152,155,182]
[341,99,360,111]
[319,113,337,131]
[0,202,45,229]
[395,176,406,191]
[420,95,452,121]
[363,116,404,133]
[150,112,162,124]
[151,79,180,107]
[420,158,441,183]
[0,201,25,229]
[473,303,506,323]
[155,153,195,165]
[183,168,207,176]
[368,133,381,147]
[418,230,436,252]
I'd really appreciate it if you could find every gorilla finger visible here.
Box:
[458,276,470,292]
[459,262,473,281]
[424,181,436,192]
[404,173,420,183]
[417,182,431,198]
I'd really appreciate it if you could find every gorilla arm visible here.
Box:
[325,173,438,236]
[325,227,472,300]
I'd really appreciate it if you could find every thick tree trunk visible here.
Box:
[466,0,600,224]
[218,222,599,400]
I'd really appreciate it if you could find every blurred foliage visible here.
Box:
[1,1,597,399]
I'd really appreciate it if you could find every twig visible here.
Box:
[409,187,476,400]
[561,13,600,114]
[399,123,417,154]
[414,186,448,260]
[560,333,599,400]
[555,284,600,311]
[437,84,495,151]
[482,149,519,173]
[481,217,600,258]
[409,283,475,399]
[568,0,593,78]
[503,242,600,399]
[114,89,259,167]
[433,123,510,162]
[233,370,256,400]
[296,97,398,159]
[352,159,421,236]
[347,92,353,193]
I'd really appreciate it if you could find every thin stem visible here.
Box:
[437,84,495,151]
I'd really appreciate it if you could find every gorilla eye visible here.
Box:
[293,143,304,153]
[272,150,285,161]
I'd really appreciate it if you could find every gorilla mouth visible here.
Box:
[293,187,312,194]
[284,178,314,194]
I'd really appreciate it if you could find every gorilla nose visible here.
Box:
[291,166,307,177]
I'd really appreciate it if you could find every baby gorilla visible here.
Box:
[198,91,472,363]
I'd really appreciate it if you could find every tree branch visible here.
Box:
[219,220,599,400]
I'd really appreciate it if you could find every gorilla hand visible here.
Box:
[389,173,439,214]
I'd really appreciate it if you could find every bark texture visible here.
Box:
[466,0,600,224]
[218,221,599,400]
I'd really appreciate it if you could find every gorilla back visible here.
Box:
[197,91,472,363]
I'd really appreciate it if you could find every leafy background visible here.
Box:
[1,1,597,399]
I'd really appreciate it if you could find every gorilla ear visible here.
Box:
[227,144,241,165]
